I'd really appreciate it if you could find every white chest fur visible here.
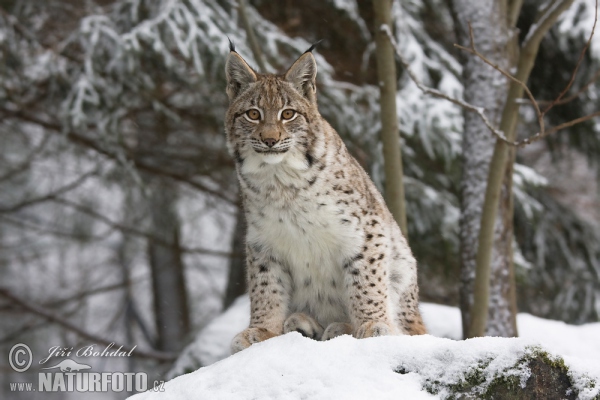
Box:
[243,154,361,326]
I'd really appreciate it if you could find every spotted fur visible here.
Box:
[225,48,426,354]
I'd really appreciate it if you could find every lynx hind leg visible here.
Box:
[231,327,279,354]
[283,312,324,340]
[355,320,398,339]
[396,285,427,335]
[400,309,427,335]
[322,322,353,341]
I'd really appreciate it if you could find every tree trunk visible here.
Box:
[451,0,519,338]
[238,0,266,72]
[468,0,574,338]
[222,1,261,309]
[223,208,247,309]
[486,147,519,336]
[141,112,190,352]
[373,0,408,236]
[147,176,190,352]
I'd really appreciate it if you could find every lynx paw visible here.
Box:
[322,322,353,341]
[231,327,278,354]
[283,313,324,340]
[355,321,398,339]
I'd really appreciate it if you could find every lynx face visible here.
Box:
[224,50,319,166]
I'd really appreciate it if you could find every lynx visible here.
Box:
[225,43,426,354]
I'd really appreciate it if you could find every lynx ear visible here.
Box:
[284,52,317,102]
[225,51,257,101]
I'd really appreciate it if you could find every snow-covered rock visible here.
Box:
[129,298,600,399]
[132,334,599,399]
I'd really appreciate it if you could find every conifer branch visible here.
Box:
[383,0,599,149]
[541,0,598,114]
[236,0,267,72]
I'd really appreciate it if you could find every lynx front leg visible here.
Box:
[231,245,291,354]
[343,246,398,339]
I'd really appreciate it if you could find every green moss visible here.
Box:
[408,346,596,399]
[483,374,522,397]
[476,348,577,399]
[534,348,568,371]
[419,357,495,399]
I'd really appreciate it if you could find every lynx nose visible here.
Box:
[262,138,278,148]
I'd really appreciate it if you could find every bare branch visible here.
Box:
[0,287,176,362]
[0,169,97,214]
[554,68,600,104]
[0,213,114,243]
[0,133,51,183]
[518,68,600,107]
[53,197,238,258]
[0,320,48,345]
[545,110,600,136]
[47,279,146,308]
[455,23,545,135]
[382,25,513,144]
[0,108,238,205]
[542,0,598,114]
[383,2,599,150]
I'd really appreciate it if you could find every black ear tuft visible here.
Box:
[284,51,318,102]
[228,37,236,53]
[225,52,257,101]
[304,39,324,54]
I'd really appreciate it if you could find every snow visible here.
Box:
[558,0,600,59]
[513,164,546,220]
[149,333,437,400]
[129,298,600,399]
[518,313,600,360]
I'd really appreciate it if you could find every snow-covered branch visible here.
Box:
[541,0,599,112]
[382,24,513,145]
[52,197,237,257]
[384,0,599,149]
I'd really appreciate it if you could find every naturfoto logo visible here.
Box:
[8,343,164,394]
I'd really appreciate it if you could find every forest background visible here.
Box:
[0,0,599,398]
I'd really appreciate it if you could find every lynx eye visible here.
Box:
[281,109,296,120]
[246,109,261,121]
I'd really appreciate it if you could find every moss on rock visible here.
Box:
[403,347,596,399]
[481,354,575,399]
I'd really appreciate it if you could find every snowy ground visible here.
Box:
[130,297,600,399]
